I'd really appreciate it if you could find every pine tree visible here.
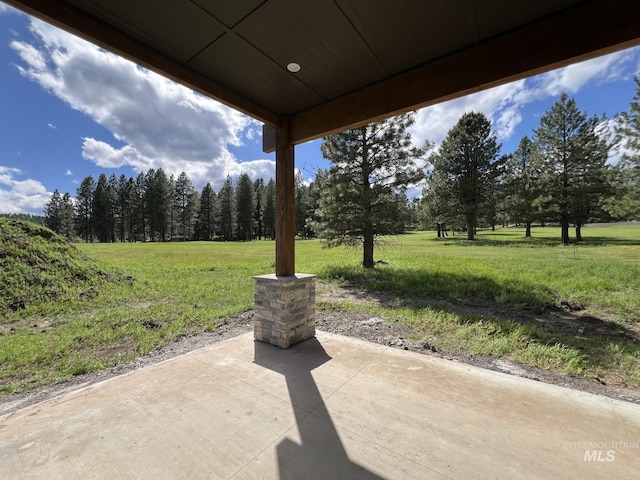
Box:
[263,178,276,240]
[295,171,310,238]
[314,112,427,267]
[503,136,539,236]
[218,175,235,241]
[132,172,148,241]
[167,174,177,239]
[75,175,95,242]
[195,182,217,240]
[253,178,265,240]
[111,174,136,242]
[533,93,610,243]
[173,171,198,240]
[60,192,75,239]
[147,168,171,241]
[93,173,116,243]
[304,172,324,239]
[235,173,254,241]
[482,155,508,231]
[606,76,640,220]
[44,189,63,234]
[428,112,500,240]
[418,179,464,236]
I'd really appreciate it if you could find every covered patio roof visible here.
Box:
[6,0,640,143]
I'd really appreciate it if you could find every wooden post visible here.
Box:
[255,121,315,348]
[275,117,295,276]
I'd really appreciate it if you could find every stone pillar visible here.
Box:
[253,274,316,349]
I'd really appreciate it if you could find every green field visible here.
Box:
[1,224,639,396]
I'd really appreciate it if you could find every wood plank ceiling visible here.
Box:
[5,0,640,145]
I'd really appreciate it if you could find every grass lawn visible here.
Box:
[1,224,639,396]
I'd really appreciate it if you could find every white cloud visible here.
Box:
[597,117,634,166]
[10,17,270,190]
[0,166,51,214]
[81,138,139,169]
[411,80,527,150]
[65,169,73,176]
[245,127,261,142]
[47,122,57,129]
[0,3,16,14]
[411,47,640,152]
[11,40,47,71]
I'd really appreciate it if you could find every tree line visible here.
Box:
[43,84,640,265]
[0,213,44,224]
[44,169,321,243]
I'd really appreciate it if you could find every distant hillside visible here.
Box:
[0,213,45,225]
[0,218,128,314]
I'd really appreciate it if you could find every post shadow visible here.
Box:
[254,338,383,480]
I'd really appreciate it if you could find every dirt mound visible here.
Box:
[0,218,129,314]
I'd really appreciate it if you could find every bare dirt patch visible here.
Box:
[2,288,639,416]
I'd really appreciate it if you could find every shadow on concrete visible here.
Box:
[254,338,383,480]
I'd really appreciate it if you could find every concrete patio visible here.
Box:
[1,330,638,479]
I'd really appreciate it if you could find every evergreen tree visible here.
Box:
[147,168,171,241]
[60,192,75,239]
[235,173,254,241]
[295,171,309,238]
[418,180,464,236]
[0,213,45,224]
[75,175,95,242]
[570,122,611,240]
[186,186,199,240]
[173,171,198,240]
[314,113,427,268]
[167,174,177,239]
[304,172,324,239]
[218,175,235,241]
[253,178,265,240]
[482,155,508,231]
[605,76,640,220]
[263,178,276,240]
[132,172,148,241]
[125,177,136,241]
[92,173,116,243]
[533,93,610,243]
[195,182,217,240]
[44,189,63,234]
[390,190,413,233]
[144,169,157,241]
[428,112,500,240]
[115,174,133,242]
[503,136,539,236]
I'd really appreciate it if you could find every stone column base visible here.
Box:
[253,273,316,349]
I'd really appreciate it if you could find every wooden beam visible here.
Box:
[289,0,640,144]
[275,117,295,276]
[263,124,277,154]
[4,0,280,127]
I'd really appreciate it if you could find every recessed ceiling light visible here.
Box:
[287,62,301,73]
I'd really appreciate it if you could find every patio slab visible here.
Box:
[1,331,639,479]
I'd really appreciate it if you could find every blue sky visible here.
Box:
[1,2,639,215]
